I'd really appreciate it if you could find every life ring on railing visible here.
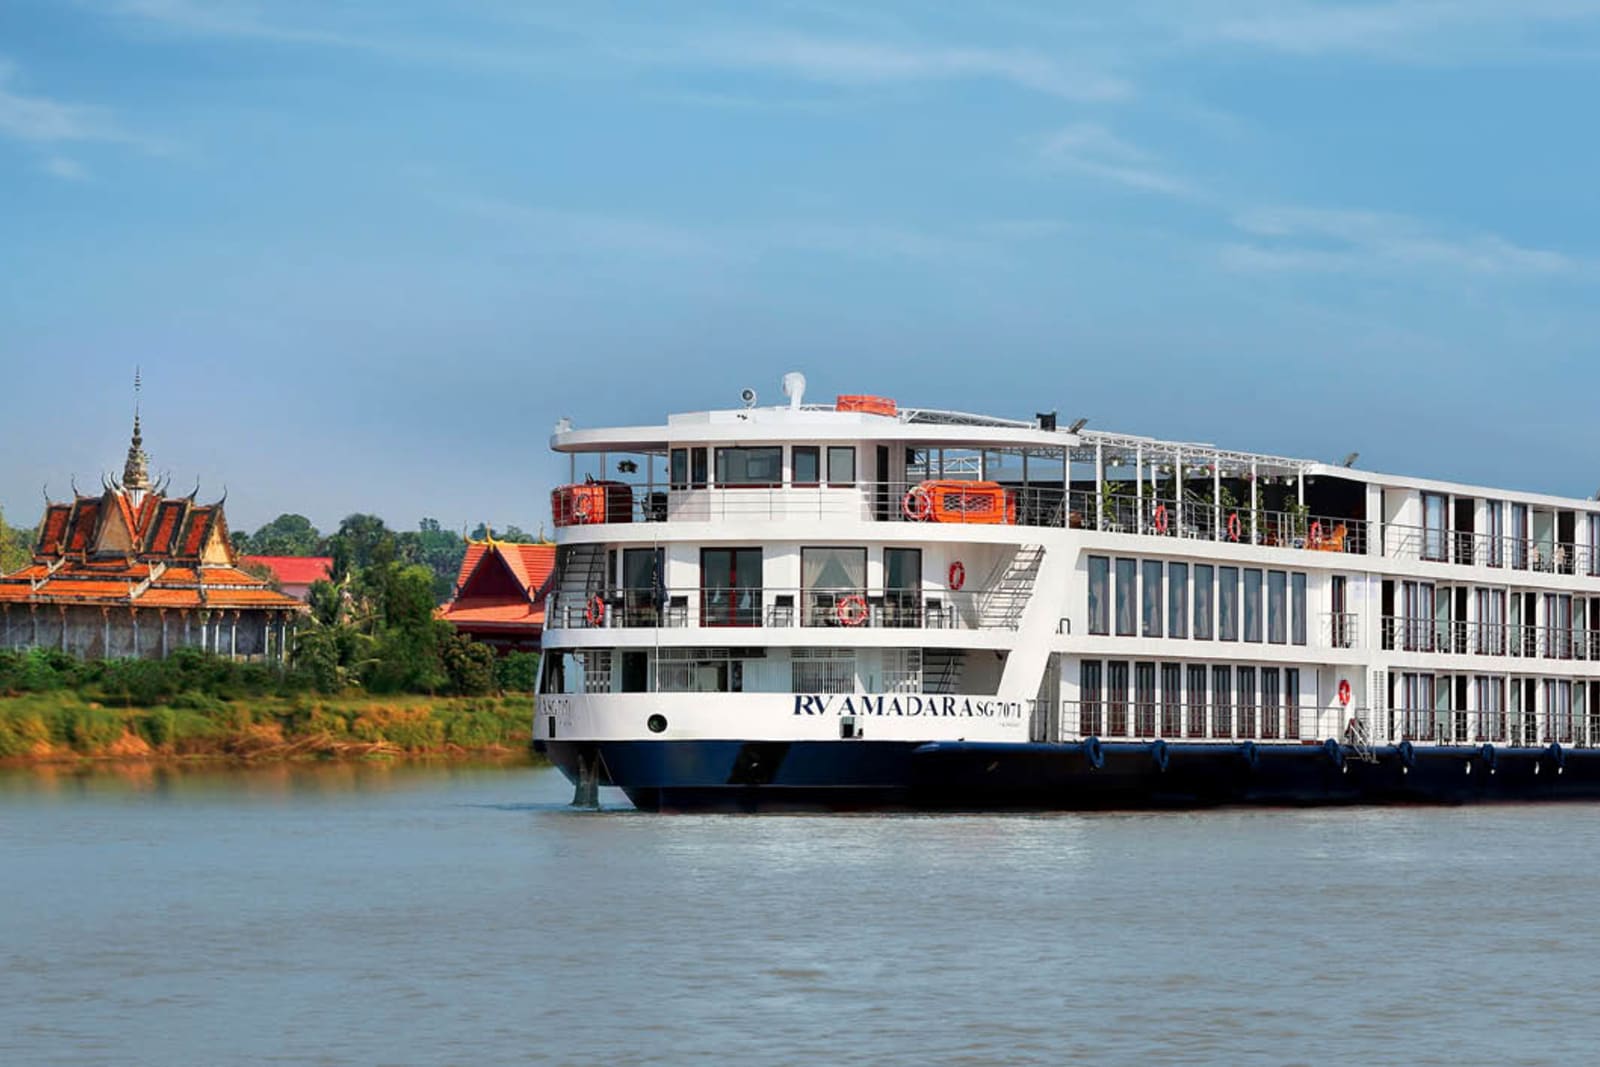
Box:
[902,486,932,522]
[836,594,869,627]
[1227,511,1241,542]
[948,560,966,591]
[573,494,594,523]
[1152,504,1169,535]
[1309,520,1324,548]
[585,595,605,627]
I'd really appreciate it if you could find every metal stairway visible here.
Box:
[923,649,964,694]
[553,544,609,627]
[977,545,1044,630]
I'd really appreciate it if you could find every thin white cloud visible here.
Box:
[41,156,89,181]
[1224,206,1585,277]
[1036,122,1194,197]
[0,58,165,156]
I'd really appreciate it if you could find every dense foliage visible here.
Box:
[0,506,30,574]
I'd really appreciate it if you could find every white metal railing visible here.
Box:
[1319,612,1359,650]
[1067,491,1369,554]
[1379,615,1600,660]
[1382,522,1600,575]
[546,585,1030,632]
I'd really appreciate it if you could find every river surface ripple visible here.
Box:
[3,762,1598,1066]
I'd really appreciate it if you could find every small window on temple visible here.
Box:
[827,446,856,486]
[670,448,688,490]
[793,446,820,486]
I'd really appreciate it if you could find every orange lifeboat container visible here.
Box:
[835,395,898,417]
[551,480,634,526]
[904,480,1015,525]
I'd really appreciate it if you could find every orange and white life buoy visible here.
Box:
[902,486,932,522]
[1152,503,1169,535]
[1338,679,1352,707]
[836,594,869,627]
[573,493,594,523]
[948,561,966,590]
[585,595,605,627]
[1309,520,1324,548]
[1227,511,1241,542]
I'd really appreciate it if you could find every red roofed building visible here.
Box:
[0,403,305,660]
[436,539,554,653]
[241,555,333,600]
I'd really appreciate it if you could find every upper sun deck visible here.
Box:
[548,374,1600,575]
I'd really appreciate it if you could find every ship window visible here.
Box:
[827,446,856,486]
[1285,668,1300,740]
[1167,562,1188,639]
[1193,564,1213,640]
[1087,556,1109,635]
[1079,660,1103,736]
[1218,566,1238,641]
[1267,570,1287,645]
[691,448,708,489]
[715,447,782,487]
[1243,569,1263,642]
[1291,573,1307,646]
[1186,664,1207,737]
[1262,667,1280,739]
[1237,666,1257,738]
[700,548,762,627]
[802,547,867,627]
[1107,661,1129,736]
[670,448,688,490]
[1211,664,1232,738]
[793,446,820,486]
[1141,560,1163,637]
[1423,492,1448,562]
[1114,559,1136,636]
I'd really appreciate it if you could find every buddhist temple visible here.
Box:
[0,397,305,660]
[437,538,554,653]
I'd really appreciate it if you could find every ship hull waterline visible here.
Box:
[544,738,1600,813]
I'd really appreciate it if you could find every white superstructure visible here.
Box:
[537,377,1600,780]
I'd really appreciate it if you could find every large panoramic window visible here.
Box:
[1219,566,1239,641]
[1115,558,1137,636]
[1168,562,1188,639]
[1291,572,1307,646]
[1141,559,1163,637]
[1087,556,1109,635]
[1267,570,1287,644]
[1193,564,1213,640]
[715,447,782,487]
[1243,568,1263,642]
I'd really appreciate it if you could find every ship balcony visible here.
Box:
[1379,615,1600,661]
[545,586,1029,632]
[1039,701,1600,748]
[1380,523,1600,576]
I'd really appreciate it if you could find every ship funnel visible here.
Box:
[782,372,807,410]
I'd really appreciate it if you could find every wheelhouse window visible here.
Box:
[1088,556,1110,635]
[1114,558,1137,636]
[691,448,708,489]
[802,547,868,627]
[715,447,782,487]
[670,448,688,490]
[827,446,856,486]
[792,446,821,486]
[700,547,762,626]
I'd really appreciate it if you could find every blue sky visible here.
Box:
[5,1,1600,536]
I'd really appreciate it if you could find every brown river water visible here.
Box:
[3,761,1598,1065]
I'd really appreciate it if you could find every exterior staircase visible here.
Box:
[923,648,964,694]
[552,544,608,627]
[976,545,1044,630]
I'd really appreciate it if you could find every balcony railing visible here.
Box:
[1069,491,1368,555]
[1379,615,1600,660]
[1383,523,1600,575]
[545,585,1030,632]
[1320,611,1359,649]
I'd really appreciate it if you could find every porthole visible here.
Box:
[647,714,668,734]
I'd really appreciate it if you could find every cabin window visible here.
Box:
[1079,660,1103,736]
[1161,663,1182,736]
[1422,492,1448,562]
[700,548,762,626]
[1267,570,1287,644]
[691,448,708,489]
[1242,569,1263,642]
[1167,562,1188,639]
[1237,666,1257,738]
[1186,664,1207,737]
[621,548,663,626]
[1087,556,1109,635]
[1284,668,1300,739]
[715,447,782,487]
[1261,667,1281,739]
[1511,503,1529,569]
[1193,564,1213,640]
[802,547,868,627]
[1114,559,1137,636]
[792,446,821,486]
[883,548,922,628]
[1106,661,1129,736]
[670,448,688,490]
[1218,566,1239,641]
[1291,573,1307,646]
[1211,664,1232,738]
[1141,559,1163,637]
[827,446,856,486]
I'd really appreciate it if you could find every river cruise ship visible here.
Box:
[537,374,1600,811]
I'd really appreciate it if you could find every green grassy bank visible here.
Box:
[0,691,540,764]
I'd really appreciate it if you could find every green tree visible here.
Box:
[328,514,395,580]
[248,513,325,556]
[468,522,539,543]
[0,506,31,574]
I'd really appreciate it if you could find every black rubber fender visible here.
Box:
[1397,739,1417,770]
[1546,742,1566,770]
[1239,741,1260,771]
[1478,743,1497,771]
[1322,737,1344,768]
[1082,736,1105,770]
[1150,738,1169,773]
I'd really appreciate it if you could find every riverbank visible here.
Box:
[0,691,540,765]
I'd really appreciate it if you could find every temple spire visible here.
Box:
[123,368,150,496]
